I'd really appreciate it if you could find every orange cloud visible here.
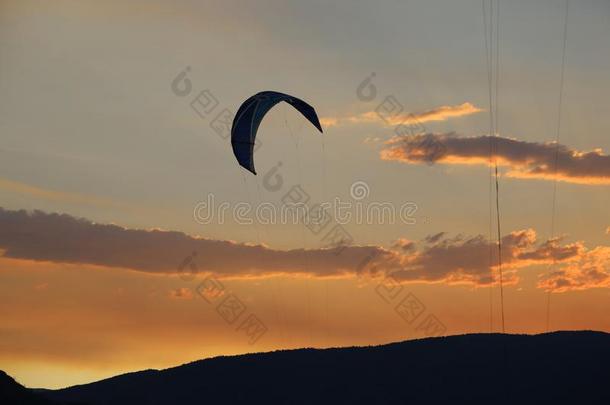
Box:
[168,287,194,299]
[380,133,610,185]
[537,246,610,292]
[322,102,482,129]
[319,117,340,128]
[387,230,585,287]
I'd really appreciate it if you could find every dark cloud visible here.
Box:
[0,208,393,278]
[517,237,584,262]
[1,208,605,290]
[424,232,447,244]
[381,133,610,185]
[388,230,583,286]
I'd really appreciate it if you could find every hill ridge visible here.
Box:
[6,330,609,405]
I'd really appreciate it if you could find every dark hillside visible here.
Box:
[33,331,610,404]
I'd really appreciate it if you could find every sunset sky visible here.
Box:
[1,0,609,389]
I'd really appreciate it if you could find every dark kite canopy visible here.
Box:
[231,91,323,174]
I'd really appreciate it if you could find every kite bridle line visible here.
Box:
[231,91,324,348]
[237,158,288,347]
[244,95,290,346]
[283,102,315,348]
[255,175,289,347]
[320,118,330,346]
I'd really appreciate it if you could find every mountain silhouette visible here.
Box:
[7,331,609,404]
[0,370,60,405]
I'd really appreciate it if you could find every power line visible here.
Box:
[482,0,505,333]
[494,0,505,335]
[546,0,569,332]
[482,0,494,333]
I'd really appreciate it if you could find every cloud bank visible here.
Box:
[0,208,392,278]
[380,133,610,185]
[2,208,607,291]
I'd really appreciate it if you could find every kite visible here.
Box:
[231,91,323,174]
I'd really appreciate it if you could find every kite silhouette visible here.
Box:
[231,91,323,174]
